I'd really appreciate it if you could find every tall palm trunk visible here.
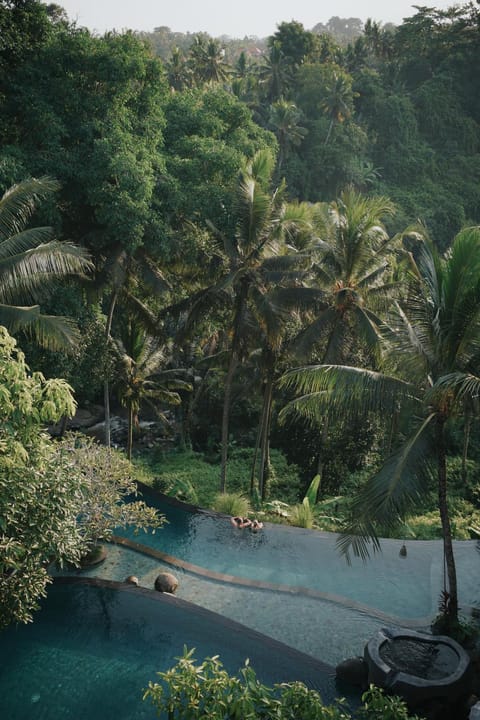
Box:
[259,373,274,500]
[104,290,118,448]
[127,403,134,461]
[219,283,248,493]
[436,416,458,623]
[462,405,472,484]
[324,118,334,146]
[250,405,264,495]
[220,354,238,493]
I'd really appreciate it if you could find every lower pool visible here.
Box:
[0,579,345,720]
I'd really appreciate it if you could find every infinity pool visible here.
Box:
[117,486,480,622]
[5,487,480,720]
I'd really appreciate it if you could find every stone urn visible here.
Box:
[364,627,472,712]
[154,572,178,594]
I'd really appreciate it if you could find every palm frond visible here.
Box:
[350,305,383,357]
[0,177,60,239]
[0,241,92,304]
[288,307,338,359]
[337,414,435,562]
[434,371,480,403]
[245,149,275,187]
[260,253,310,274]
[278,391,329,426]
[268,286,328,313]
[235,178,271,255]
[280,364,415,418]
[0,304,80,351]
[0,227,55,259]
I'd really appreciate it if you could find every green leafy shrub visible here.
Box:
[358,685,422,719]
[143,648,421,719]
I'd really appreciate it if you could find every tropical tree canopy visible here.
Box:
[280,226,480,623]
[0,176,92,350]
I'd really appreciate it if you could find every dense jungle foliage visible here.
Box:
[2,0,480,625]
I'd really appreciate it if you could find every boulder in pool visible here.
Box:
[154,572,178,594]
[335,656,368,689]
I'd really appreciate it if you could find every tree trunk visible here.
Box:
[324,118,334,146]
[316,417,330,500]
[462,407,471,484]
[250,408,263,496]
[127,403,134,461]
[436,416,458,623]
[259,374,274,501]
[220,354,237,493]
[104,290,118,448]
[219,284,248,493]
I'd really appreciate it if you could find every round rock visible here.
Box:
[336,657,368,689]
[125,575,139,586]
[154,572,179,594]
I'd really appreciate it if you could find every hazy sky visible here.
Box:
[53,1,458,38]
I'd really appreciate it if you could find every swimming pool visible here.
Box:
[117,486,480,622]
[6,487,479,719]
[0,579,344,720]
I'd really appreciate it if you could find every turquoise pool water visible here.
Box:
[0,580,343,720]
[5,488,480,720]
[118,488,480,622]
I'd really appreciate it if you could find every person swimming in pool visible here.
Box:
[250,519,264,532]
[230,516,252,529]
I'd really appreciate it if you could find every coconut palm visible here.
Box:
[189,36,230,86]
[114,322,192,460]
[257,41,293,103]
[97,246,170,446]
[268,99,307,172]
[321,70,357,145]
[166,46,192,91]
[290,189,400,485]
[0,176,91,349]
[296,189,399,362]
[280,226,480,625]
[182,150,315,492]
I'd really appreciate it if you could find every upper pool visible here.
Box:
[117,486,480,622]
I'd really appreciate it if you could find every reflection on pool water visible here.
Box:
[117,488,480,622]
[0,580,342,720]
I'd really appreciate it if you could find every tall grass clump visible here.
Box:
[213,492,251,517]
[289,499,314,529]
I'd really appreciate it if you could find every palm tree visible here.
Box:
[183,150,314,492]
[166,47,192,91]
[114,322,192,460]
[0,176,91,349]
[291,189,400,485]
[299,189,399,359]
[320,71,357,145]
[189,36,230,85]
[280,226,480,626]
[96,246,170,446]
[257,42,293,103]
[268,99,307,172]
